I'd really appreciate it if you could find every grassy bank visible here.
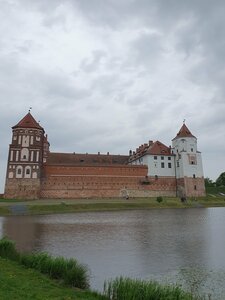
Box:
[0,237,89,289]
[0,238,206,299]
[0,237,105,299]
[0,257,104,300]
[0,195,225,216]
[0,258,199,300]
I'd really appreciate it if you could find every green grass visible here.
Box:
[0,238,212,299]
[0,198,27,203]
[103,277,197,300]
[0,237,89,289]
[205,186,225,195]
[0,206,10,215]
[0,257,105,300]
[1,195,225,217]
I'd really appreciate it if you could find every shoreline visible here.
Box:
[0,196,225,216]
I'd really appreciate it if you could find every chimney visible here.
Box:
[149,140,153,146]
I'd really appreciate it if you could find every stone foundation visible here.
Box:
[4,178,41,199]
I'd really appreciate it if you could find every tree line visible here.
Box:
[205,172,225,187]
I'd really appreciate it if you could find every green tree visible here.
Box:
[204,177,215,187]
[216,172,225,187]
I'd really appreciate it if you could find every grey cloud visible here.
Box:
[80,50,107,72]
[130,32,164,68]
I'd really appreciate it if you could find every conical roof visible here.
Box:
[12,112,44,131]
[173,123,196,140]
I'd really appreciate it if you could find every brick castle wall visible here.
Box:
[40,165,177,198]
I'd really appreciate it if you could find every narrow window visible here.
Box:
[177,161,179,167]
[18,169,22,175]
[193,174,196,178]
[194,185,197,190]
[26,168,30,175]
[161,162,165,168]
[168,163,172,168]
[154,156,157,160]
[161,156,164,160]
[168,157,171,161]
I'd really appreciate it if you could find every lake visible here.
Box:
[1,208,225,298]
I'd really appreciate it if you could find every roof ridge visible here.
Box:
[12,112,44,130]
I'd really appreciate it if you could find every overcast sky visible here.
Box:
[0,0,225,192]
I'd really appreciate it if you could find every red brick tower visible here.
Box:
[4,112,49,199]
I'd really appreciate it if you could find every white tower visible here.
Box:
[172,123,205,197]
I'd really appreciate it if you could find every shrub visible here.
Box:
[156,196,163,203]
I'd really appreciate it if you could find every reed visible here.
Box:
[0,237,20,261]
[103,277,196,300]
[20,252,89,289]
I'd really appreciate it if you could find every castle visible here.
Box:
[4,112,205,199]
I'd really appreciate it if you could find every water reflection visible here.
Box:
[1,208,225,295]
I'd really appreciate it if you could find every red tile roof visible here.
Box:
[173,124,196,140]
[147,140,171,155]
[46,152,129,166]
[12,112,44,130]
[129,140,172,162]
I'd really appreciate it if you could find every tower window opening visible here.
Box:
[193,174,196,178]
[194,185,197,190]
[18,169,22,175]
[26,169,30,175]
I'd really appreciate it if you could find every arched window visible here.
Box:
[16,166,23,178]
[21,148,29,161]
[24,166,31,178]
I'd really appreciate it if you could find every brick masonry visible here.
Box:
[40,165,177,198]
